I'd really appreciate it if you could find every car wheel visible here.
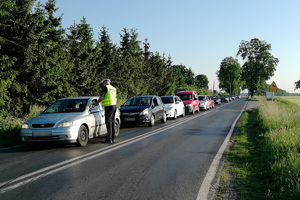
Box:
[148,114,155,127]
[114,119,120,137]
[161,112,167,123]
[77,125,88,147]
[173,110,177,120]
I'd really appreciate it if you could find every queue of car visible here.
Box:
[20,92,236,147]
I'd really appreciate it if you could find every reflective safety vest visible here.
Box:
[102,85,117,107]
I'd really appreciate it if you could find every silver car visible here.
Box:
[21,97,121,147]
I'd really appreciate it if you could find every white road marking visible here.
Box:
[0,101,239,196]
[0,112,203,194]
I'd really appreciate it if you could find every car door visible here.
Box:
[98,104,107,135]
[174,96,182,115]
[153,97,163,120]
[90,104,106,136]
[178,96,184,115]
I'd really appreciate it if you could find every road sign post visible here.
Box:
[268,81,278,101]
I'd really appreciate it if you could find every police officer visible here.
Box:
[98,79,117,143]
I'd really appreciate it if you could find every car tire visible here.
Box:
[173,110,177,120]
[148,114,155,127]
[161,112,167,123]
[114,119,120,137]
[77,125,88,147]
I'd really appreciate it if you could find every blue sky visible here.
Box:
[38,0,300,93]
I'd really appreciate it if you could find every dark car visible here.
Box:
[120,95,167,127]
[213,96,221,105]
[221,95,229,102]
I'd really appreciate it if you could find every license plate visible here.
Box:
[32,131,52,136]
[124,118,136,121]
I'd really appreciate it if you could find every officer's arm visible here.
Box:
[98,96,104,103]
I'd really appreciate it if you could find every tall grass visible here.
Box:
[258,98,300,199]
[0,104,45,147]
[228,97,300,200]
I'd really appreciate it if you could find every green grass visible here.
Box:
[227,97,300,200]
[0,104,45,147]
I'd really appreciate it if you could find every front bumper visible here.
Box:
[20,126,79,143]
[184,104,194,113]
[121,114,150,124]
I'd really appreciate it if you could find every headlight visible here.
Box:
[167,105,174,111]
[140,108,149,115]
[21,123,29,129]
[58,121,73,127]
[185,104,192,108]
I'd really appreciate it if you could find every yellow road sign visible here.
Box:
[269,81,278,92]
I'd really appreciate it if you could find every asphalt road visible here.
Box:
[0,98,248,200]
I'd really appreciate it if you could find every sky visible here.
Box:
[37,0,300,93]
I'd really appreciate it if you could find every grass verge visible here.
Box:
[220,97,300,200]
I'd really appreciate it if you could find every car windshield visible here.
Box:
[161,97,174,104]
[177,94,192,100]
[43,99,88,113]
[124,97,152,106]
[198,96,205,100]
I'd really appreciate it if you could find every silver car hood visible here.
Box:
[25,112,86,125]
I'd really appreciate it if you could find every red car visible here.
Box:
[176,91,200,114]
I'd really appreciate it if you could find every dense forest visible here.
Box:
[0,0,211,117]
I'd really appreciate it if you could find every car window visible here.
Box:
[124,97,152,106]
[44,99,88,113]
[157,97,163,105]
[194,94,198,100]
[198,96,204,100]
[161,97,174,104]
[177,94,192,100]
[175,96,181,102]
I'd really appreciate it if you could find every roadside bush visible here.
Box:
[0,104,46,147]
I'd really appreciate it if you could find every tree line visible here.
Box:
[0,0,210,117]
[2,1,296,118]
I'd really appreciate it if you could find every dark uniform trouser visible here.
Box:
[104,105,117,141]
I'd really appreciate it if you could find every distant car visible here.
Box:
[161,95,185,119]
[198,95,210,111]
[221,95,229,102]
[120,95,166,127]
[213,96,221,105]
[176,91,199,114]
[21,97,121,147]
